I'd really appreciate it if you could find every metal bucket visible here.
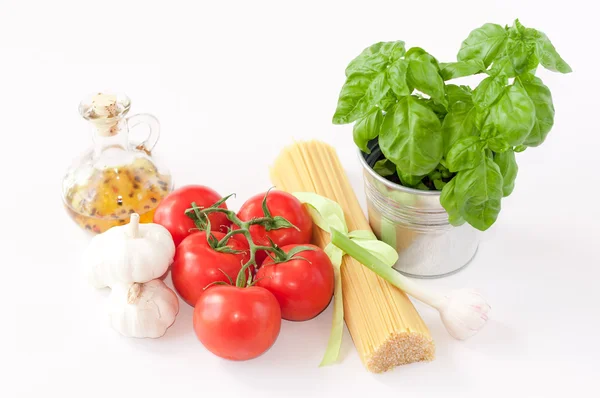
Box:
[359,145,480,278]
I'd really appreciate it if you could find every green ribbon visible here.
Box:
[292,192,398,366]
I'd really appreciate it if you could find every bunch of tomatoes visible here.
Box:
[153,185,335,360]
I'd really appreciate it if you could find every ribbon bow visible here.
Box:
[292,192,398,366]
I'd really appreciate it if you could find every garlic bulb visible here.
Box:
[108,279,179,338]
[85,213,176,289]
[437,289,491,340]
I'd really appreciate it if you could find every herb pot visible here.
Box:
[359,143,479,278]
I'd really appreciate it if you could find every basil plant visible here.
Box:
[332,19,571,231]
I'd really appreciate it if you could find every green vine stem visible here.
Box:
[185,192,302,288]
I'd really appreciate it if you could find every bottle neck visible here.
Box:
[91,118,129,157]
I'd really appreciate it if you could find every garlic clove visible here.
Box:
[438,288,491,340]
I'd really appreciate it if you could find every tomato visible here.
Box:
[172,231,249,306]
[193,285,281,361]
[236,190,313,264]
[256,244,334,321]
[153,185,231,247]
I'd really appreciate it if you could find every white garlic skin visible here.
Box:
[108,279,179,339]
[438,288,490,340]
[85,218,175,289]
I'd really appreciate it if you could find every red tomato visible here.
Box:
[153,185,231,247]
[172,231,249,306]
[193,285,281,361]
[256,244,334,321]
[236,191,313,264]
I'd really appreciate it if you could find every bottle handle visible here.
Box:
[126,113,160,154]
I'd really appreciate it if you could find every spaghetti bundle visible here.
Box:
[270,140,434,373]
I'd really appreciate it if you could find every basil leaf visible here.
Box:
[507,38,539,75]
[519,75,555,147]
[373,158,396,177]
[484,83,535,146]
[405,47,427,61]
[433,179,447,190]
[536,32,572,73]
[387,59,410,96]
[332,72,390,124]
[379,96,443,176]
[489,56,516,78]
[446,136,485,172]
[440,59,486,80]
[345,41,406,77]
[446,85,473,108]
[440,178,466,226]
[422,97,448,121]
[486,135,510,153]
[472,75,507,109]
[353,110,384,153]
[397,170,423,188]
[455,156,504,231]
[407,53,447,107]
[457,23,508,67]
[441,101,478,153]
[493,149,518,197]
[503,19,540,75]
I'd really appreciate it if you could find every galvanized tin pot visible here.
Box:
[359,145,480,278]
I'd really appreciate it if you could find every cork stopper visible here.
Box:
[91,93,118,118]
[79,92,131,137]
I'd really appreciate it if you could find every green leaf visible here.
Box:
[334,42,409,124]
[347,230,399,266]
[446,136,485,172]
[267,216,300,231]
[379,96,443,176]
[345,41,406,77]
[493,149,518,197]
[457,23,508,67]
[440,59,486,80]
[387,59,410,96]
[503,20,541,75]
[397,169,423,187]
[422,97,448,120]
[373,158,396,177]
[405,47,427,60]
[519,75,555,147]
[446,84,473,108]
[486,135,510,153]
[473,75,507,109]
[433,179,447,190]
[440,178,466,226]
[535,32,572,73]
[484,83,536,146]
[332,72,390,124]
[506,38,538,75]
[454,156,504,231]
[441,101,478,153]
[353,110,384,153]
[489,56,516,78]
[292,192,348,234]
[514,144,527,153]
[406,52,447,107]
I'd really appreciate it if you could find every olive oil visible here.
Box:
[64,158,172,233]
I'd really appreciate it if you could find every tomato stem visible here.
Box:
[185,191,301,288]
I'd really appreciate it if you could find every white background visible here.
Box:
[3,1,599,397]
